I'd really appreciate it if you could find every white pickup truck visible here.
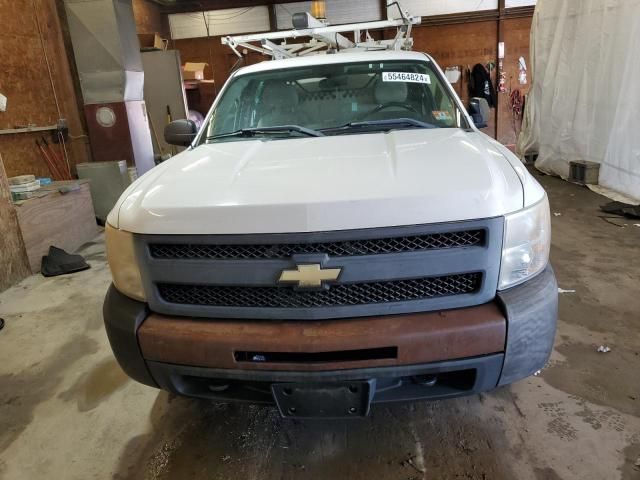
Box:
[104,50,557,418]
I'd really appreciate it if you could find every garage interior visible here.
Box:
[0,0,639,479]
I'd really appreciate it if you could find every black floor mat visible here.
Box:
[600,201,640,219]
[41,246,90,277]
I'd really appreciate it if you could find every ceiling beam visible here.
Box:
[157,0,535,25]
[419,6,534,26]
[154,0,310,14]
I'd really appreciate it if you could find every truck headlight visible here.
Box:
[105,223,146,301]
[498,195,551,290]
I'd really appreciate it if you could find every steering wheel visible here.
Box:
[358,102,420,121]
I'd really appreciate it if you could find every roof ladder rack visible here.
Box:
[222,1,421,60]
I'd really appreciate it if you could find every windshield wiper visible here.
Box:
[321,118,437,135]
[207,125,324,141]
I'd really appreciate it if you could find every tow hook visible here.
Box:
[412,375,437,387]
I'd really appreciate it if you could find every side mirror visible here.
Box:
[468,97,490,129]
[164,119,197,147]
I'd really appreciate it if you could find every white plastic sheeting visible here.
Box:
[519,0,640,201]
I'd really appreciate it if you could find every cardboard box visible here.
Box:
[183,62,208,81]
[138,33,166,51]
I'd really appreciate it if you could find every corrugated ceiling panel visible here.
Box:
[275,0,381,30]
[389,0,498,17]
[169,6,270,40]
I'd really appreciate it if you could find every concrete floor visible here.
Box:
[1,170,639,480]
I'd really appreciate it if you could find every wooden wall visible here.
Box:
[0,0,91,291]
[172,36,265,115]
[173,36,246,87]
[413,20,499,138]
[0,0,89,179]
[0,0,168,292]
[498,16,532,146]
[0,155,31,292]
[133,0,169,36]
[403,17,532,145]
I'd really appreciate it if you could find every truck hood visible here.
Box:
[113,129,524,234]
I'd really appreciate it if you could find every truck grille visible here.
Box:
[149,230,484,260]
[138,219,502,320]
[157,273,482,309]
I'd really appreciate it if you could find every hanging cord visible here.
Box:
[32,0,61,119]
[58,130,72,178]
[32,0,77,176]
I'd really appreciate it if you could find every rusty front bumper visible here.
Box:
[103,266,557,410]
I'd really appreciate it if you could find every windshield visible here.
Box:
[202,59,467,143]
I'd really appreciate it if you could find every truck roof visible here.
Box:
[234,50,432,77]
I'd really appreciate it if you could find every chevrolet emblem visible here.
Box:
[278,264,342,288]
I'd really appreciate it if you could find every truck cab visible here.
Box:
[104,50,557,418]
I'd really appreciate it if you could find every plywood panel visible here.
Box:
[133,0,167,36]
[0,132,64,178]
[0,155,31,292]
[14,180,99,273]
[0,0,90,178]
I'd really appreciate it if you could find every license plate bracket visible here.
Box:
[272,380,375,419]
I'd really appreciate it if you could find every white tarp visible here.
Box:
[518,0,640,201]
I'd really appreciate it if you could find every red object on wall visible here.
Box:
[85,103,135,164]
